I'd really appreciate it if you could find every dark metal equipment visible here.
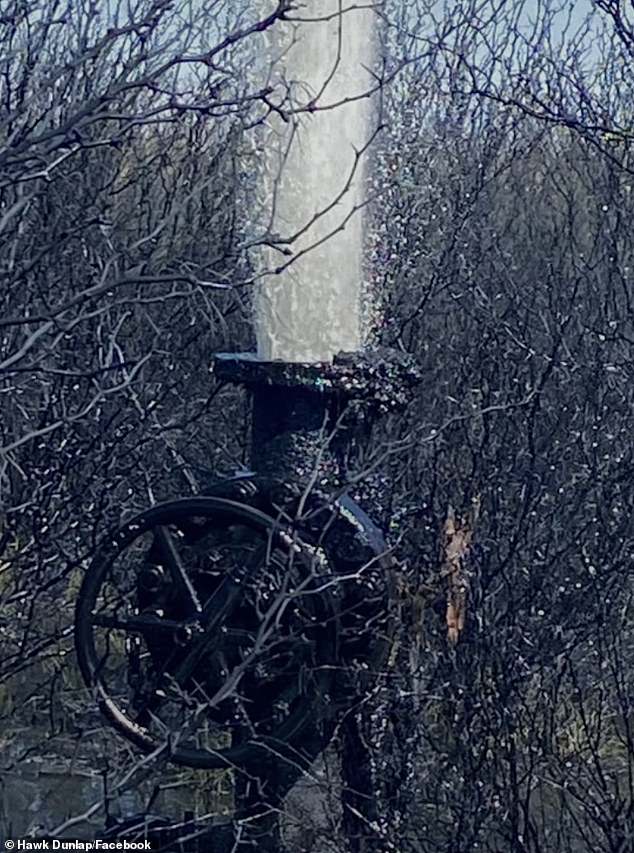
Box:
[74,348,419,850]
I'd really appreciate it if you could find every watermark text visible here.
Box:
[5,841,152,851]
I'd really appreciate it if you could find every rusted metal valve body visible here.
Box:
[212,348,421,689]
[74,349,419,776]
[213,348,420,496]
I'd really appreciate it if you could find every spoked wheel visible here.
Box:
[75,497,339,769]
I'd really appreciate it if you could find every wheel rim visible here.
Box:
[75,497,339,769]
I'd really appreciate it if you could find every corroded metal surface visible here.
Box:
[213,348,421,414]
[213,349,421,497]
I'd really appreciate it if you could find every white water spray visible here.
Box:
[255,1,376,363]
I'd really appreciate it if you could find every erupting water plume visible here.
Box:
[255,1,377,363]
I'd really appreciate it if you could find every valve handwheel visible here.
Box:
[75,497,339,769]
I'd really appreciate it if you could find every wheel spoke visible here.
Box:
[154,525,202,616]
[158,577,241,688]
[202,574,244,634]
[92,612,187,633]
